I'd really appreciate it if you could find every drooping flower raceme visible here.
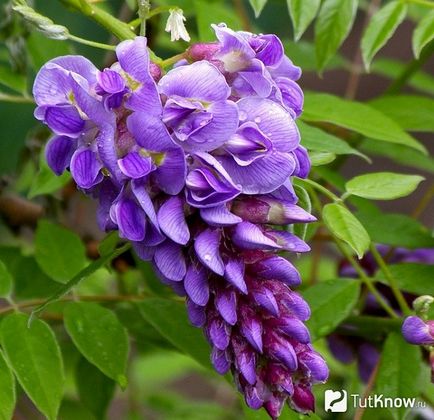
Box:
[33,26,328,418]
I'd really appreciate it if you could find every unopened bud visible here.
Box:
[413,295,434,318]
[187,43,220,62]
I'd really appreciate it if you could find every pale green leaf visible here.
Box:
[287,0,321,41]
[0,350,15,420]
[298,120,369,161]
[412,11,434,58]
[0,65,27,94]
[0,313,64,420]
[302,92,427,154]
[249,0,268,17]
[322,203,370,258]
[35,220,87,283]
[315,0,358,71]
[64,302,129,387]
[345,172,424,200]
[370,94,434,132]
[303,279,360,341]
[310,151,336,166]
[361,1,407,70]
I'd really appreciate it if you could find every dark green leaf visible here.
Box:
[375,333,424,419]
[315,0,358,71]
[412,11,434,58]
[284,40,347,72]
[302,92,427,154]
[345,172,424,200]
[249,0,267,17]
[35,220,87,283]
[298,121,369,161]
[377,263,434,296]
[370,94,434,132]
[58,400,94,420]
[64,302,129,387]
[0,350,15,420]
[361,1,407,70]
[0,259,13,297]
[323,203,370,258]
[293,184,312,241]
[138,298,212,370]
[371,58,434,96]
[356,212,434,249]
[27,32,72,70]
[194,0,241,42]
[287,0,321,41]
[0,313,64,420]
[75,357,115,420]
[0,65,27,94]
[30,243,130,318]
[303,279,360,341]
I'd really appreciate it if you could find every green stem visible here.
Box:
[68,34,115,50]
[161,52,187,68]
[60,0,135,40]
[296,177,341,202]
[370,244,411,315]
[129,6,172,29]
[0,93,33,104]
[138,0,151,36]
[386,39,434,93]
[335,240,399,318]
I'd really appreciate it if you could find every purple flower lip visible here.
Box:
[186,152,241,208]
[402,316,434,345]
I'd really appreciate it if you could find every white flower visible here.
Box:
[165,8,190,42]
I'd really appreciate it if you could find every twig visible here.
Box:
[354,362,380,420]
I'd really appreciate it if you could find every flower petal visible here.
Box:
[184,264,209,306]
[232,222,279,250]
[118,151,153,179]
[114,198,146,242]
[45,135,76,175]
[44,105,84,137]
[224,258,248,294]
[154,240,186,281]
[70,147,103,189]
[200,204,242,227]
[194,228,224,275]
[157,196,190,245]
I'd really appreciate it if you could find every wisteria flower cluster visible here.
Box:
[33,24,328,418]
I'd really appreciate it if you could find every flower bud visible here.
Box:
[187,43,220,62]
[290,383,315,413]
[402,316,434,346]
[231,196,316,225]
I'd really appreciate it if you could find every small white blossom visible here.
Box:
[165,8,190,42]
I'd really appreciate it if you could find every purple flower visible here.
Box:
[159,61,239,152]
[402,316,434,345]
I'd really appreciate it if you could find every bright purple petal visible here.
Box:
[154,241,186,281]
[70,147,103,189]
[194,228,224,275]
[45,135,76,175]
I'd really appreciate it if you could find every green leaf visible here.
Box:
[35,220,87,283]
[284,40,347,72]
[360,139,434,174]
[249,0,268,17]
[302,92,427,154]
[64,302,129,387]
[375,333,424,419]
[195,0,241,42]
[315,0,358,71]
[345,172,424,200]
[298,121,369,161]
[370,94,434,132]
[28,151,70,199]
[303,279,360,341]
[287,0,321,41]
[0,313,64,420]
[356,212,434,249]
[322,203,370,258]
[30,243,130,318]
[98,231,120,257]
[310,151,336,166]
[0,350,15,420]
[0,259,13,297]
[371,58,434,96]
[0,65,27,94]
[75,357,115,420]
[361,1,407,70]
[27,32,72,70]
[138,298,212,370]
[377,263,434,296]
[413,11,434,58]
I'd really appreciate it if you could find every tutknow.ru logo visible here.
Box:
[324,389,427,412]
